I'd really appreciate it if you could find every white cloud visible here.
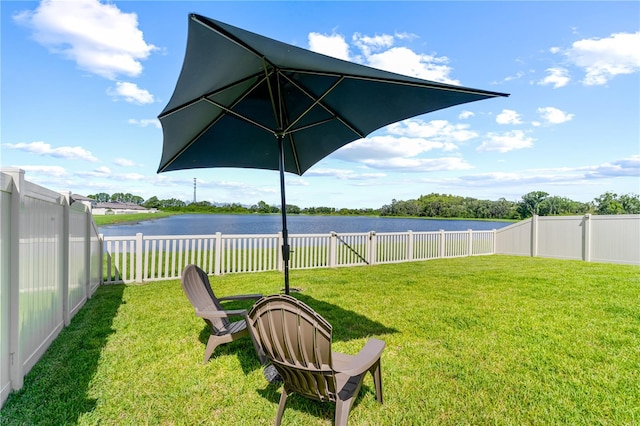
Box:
[459,111,475,120]
[308,31,459,84]
[5,141,98,162]
[352,32,394,57]
[539,67,570,88]
[584,155,640,178]
[336,135,450,162]
[496,109,523,125]
[386,119,477,144]
[14,165,68,177]
[537,107,574,124]
[366,47,458,84]
[79,170,146,181]
[306,168,386,180]
[128,118,161,128]
[308,32,350,60]
[477,130,534,153]
[13,0,157,80]
[565,32,640,86]
[505,71,526,83]
[361,156,473,172]
[114,158,141,167]
[443,155,640,188]
[109,82,154,104]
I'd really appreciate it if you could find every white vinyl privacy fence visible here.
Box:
[0,169,102,408]
[102,229,497,284]
[496,214,640,265]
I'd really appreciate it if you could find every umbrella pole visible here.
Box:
[277,134,290,295]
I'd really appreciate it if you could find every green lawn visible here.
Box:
[2,256,639,425]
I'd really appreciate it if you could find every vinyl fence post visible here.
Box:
[369,231,377,265]
[135,233,143,283]
[60,192,71,326]
[7,169,24,391]
[531,215,538,257]
[329,232,337,267]
[583,214,591,262]
[214,232,222,275]
[439,230,445,258]
[99,233,105,285]
[277,232,284,271]
[84,206,91,298]
[467,229,473,257]
[492,229,497,255]
[404,230,412,262]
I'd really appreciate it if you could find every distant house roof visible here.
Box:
[71,194,96,204]
[72,195,148,210]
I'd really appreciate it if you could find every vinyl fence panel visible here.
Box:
[0,169,101,408]
[537,216,584,260]
[495,218,532,256]
[589,215,640,264]
[1,173,12,406]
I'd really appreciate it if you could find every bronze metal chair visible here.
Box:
[247,294,385,426]
[180,264,263,363]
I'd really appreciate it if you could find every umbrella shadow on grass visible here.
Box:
[198,293,397,377]
[0,285,125,424]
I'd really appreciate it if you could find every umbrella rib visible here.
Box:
[280,72,365,139]
[282,68,509,98]
[158,109,226,173]
[264,59,282,132]
[280,73,348,134]
[203,98,275,135]
[159,72,266,120]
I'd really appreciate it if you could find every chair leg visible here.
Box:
[370,360,383,404]
[203,335,219,364]
[274,387,289,426]
[334,398,353,426]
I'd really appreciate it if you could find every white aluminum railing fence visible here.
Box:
[0,169,102,408]
[101,229,496,284]
[496,214,640,265]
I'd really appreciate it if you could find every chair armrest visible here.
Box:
[333,338,386,377]
[218,294,263,302]
[195,308,248,320]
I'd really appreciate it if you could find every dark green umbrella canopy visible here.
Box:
[157,14,508,293]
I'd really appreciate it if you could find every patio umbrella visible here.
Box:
[157,14,508,294]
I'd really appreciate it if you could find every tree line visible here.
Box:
[86,190,640,220]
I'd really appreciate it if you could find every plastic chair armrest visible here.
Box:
[218,294,263,302]
[195,308,248,320]
[333,338,385,376]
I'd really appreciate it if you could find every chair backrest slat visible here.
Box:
[181,264,229,332]
[248,295,337,401]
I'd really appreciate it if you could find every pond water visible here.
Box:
[98,214,511,236]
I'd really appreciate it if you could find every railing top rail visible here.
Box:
[221,233,281,239]
[144,234,225,240]
[102,235,137,241]
[100,229,503,242]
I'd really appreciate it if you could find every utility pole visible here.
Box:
[193,178,196,203]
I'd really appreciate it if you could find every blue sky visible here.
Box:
[2,1,639,209]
